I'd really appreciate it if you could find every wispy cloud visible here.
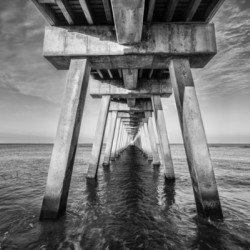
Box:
[193,0,250,100]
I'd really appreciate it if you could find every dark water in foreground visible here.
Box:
[0,144,250,250]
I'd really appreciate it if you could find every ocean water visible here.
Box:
[0,144,249,250]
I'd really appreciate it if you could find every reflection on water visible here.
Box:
[0,144,250,249]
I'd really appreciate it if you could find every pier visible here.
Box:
[32,0,224,220]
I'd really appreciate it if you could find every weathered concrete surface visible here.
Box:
[90,79,172,98]
[110,0,145,44]
[115,121,123,157]
[122,69,138,89]
[169,58,223,219]
[152,96,175,179]
[110,100,153,112]
[87,96,110,178]
[127,98,136,107]
[148,117,160,166]
[143,123,153,161]
[103,111,118,166]
[111,117,121,160]
[43,24,217,69]
[40,59,90,219]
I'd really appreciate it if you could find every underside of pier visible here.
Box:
[32,0,225,221]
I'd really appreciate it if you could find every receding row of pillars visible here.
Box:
[40,58,223,221]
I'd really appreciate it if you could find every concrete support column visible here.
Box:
[148,117,160,166]
[143,122,153,160]
[117,124,124,155]
[87,96,111,178]
[103,111,118,166]
[152,112,163,164]
[169,58,223,220]
[152,96,175,179]
[111,117,121,160]
[40,59,90,219]
[115,121,122,157]
[140,126,147,156]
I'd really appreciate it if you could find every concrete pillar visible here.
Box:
[111,117,121,160]
[103,111,118,166]
[40,59,90,219]
[87,96,110,178]
[140,126,147,156]
[152,112,163,164]
[115,122,123,157]
[148,117,160,166]
[152,96,175,179]
[169,58,223,220]
[143,122,153,160]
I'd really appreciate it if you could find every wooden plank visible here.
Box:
[102,0,113,24]
[147,0,156,22]
[205,0,225,22]
[185,0,202,22]
[165,0,179,22]
[79,0,94,24]
[56,0,75,25]
[111,0,145,44]
[122,69,138,90]
[31,0,59,25]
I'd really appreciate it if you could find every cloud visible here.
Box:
[192,0,250,101]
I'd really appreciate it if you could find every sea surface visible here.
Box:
[0,144,250,250]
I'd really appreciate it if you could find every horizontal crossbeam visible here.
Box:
[43,24,216,69]
[110,100,152,112]
[90,79,171,98]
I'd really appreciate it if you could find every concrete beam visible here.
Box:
[147,0,156,22]
[102,0,113,24]
[185,0,202,22]
[205,0,225,22]
[79,0,93,24]
[31,0,59,25]
[165,0,179,22]
[122,69,138,90]
[110,0,145,44]
[118,112,145,119]
[90,79,172,98]
[43,24,217,69]
[127,98,136,107]
[110,100,152,112]
[56,0,75,25]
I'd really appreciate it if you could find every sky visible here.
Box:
[0,0,249,144]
